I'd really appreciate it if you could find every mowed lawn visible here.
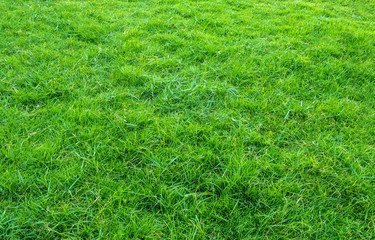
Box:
[1,0,374,238]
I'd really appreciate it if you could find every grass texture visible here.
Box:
[1,0,375,238]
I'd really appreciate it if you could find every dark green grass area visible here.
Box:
[1,0,375,238]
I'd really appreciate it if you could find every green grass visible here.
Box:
[1,0,375,238]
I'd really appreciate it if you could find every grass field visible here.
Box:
[1,0,375,238]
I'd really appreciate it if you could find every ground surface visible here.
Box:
[0,0,375,239]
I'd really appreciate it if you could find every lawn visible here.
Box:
[0,0,374,238]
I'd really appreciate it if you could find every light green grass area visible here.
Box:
[1,0,375,238]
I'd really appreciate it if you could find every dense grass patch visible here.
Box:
[1,0,374,238]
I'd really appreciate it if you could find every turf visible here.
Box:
[0,0,375,238]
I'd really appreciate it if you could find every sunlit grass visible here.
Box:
[0,0,374,238]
